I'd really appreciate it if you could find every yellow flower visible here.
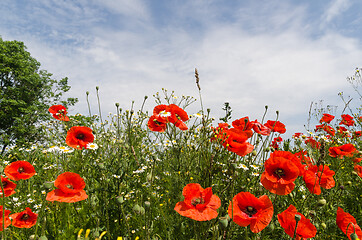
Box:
[77,229,83,238]
[85,229,91,238]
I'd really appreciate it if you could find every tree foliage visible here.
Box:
[0,37,77,152]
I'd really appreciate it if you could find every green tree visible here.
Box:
[0,37,77,153]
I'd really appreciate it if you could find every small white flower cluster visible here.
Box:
[235,163,249,170]
[133,165,148,174]
[112,174,121,179]
[43,146,74,153]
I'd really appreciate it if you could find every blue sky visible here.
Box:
[1,0,362,136]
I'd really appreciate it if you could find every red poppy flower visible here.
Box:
[353,131,362,139]
[149,104,189,131]
[353,158,362,163]
[0,206,11,231]
[4,161,36,181]
[337,126,351,138]
[319,113,334,124]
[292,132,303,139]
[304,137,321,149]
[168,104,189,130]
[224,128,254,157]
[294,150,313,166]
[260,151,301,195]
[151,104,172,123]
[303,164,335,195]
[46,172,88,203]
[10,207,38,228]
[66,126,94,149]
[48,105,70,121]
[147,115,167,132]
[340,114,355,126]
[174,183,221,221]
[329,143,357,158]
[264,120,286,134]
[251,120,271,136]
[354,165,362,178]
[228,192,273,233]
[336,207,362,240]
[0,177,16,197]
[315,124,324,131]
[232,117,254,138]
[270,137,282,150]
[323,125,336,136]
[278,205,317,240]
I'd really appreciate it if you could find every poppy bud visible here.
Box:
[346,181,352,186]
[219,216,229,229]
[96,86,99,91]
[317,198,327,207]
[86,91,89,95]
[116,196,124,204]
[144,201,151,209]
[321,222,327,229]
[351,233,359,240]
[43,181,53,190]
[115,103,120,107]
[146,172,153,183]
[180,222,186,233]
[133,204,145,215]
[144,95,148,100]
[252,150,257,156]
[295,214,301,222]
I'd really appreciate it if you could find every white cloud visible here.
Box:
[322,0,351,25]
[1,1,361,137]
[92,0,150,21]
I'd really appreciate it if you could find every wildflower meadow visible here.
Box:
[0,68,361,240]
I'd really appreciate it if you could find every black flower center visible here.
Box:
[275,168,285,178]
[1,181,7,187]
[18,167,25,173]
[244,206,257,217]
[76,134,85,140]
[21,214,30,220]
[191,197,205,206]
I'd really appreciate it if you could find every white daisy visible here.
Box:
[86,143,99,150]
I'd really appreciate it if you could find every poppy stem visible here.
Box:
[292,214,301,240]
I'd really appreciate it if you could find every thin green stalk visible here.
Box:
[96,86,104,131]
[86,91,92,117]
